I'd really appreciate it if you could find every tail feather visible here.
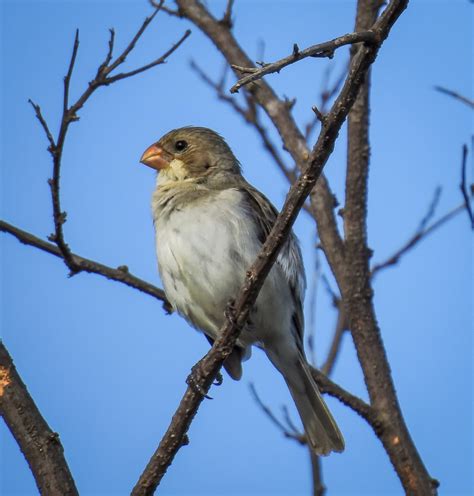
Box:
[285,356,344,455]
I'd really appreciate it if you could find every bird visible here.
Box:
[140,126,344,455]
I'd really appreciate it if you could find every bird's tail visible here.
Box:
[277,353,345,456]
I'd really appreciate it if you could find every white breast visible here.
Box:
[152,186,296,351]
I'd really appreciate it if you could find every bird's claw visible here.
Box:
[213,371,223,386]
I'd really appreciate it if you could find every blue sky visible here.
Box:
[1,1,472,495]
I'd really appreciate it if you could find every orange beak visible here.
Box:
[140,144,170,171]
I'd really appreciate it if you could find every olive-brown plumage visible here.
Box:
[141,126,344,455]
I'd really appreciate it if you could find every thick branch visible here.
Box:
[0,341,78,496]
[230,30,378,93]
[131,3,406,491]
[174,0,347,279]
[0,220,171,311]
[340,1,437,494]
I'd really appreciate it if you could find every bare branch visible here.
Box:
[105,29,191,84]
[371,185,474,277]
[28,11,190,279]
[305,63,347,140]
[230,30,378,93]
[249,383,305,444]
[105,4,163,74]
[434,85,474,109]
[309,366,375,424]
[321,305,348,376]
[220,0,235,28]
[460,144,474,228]
[310,452,326,496]
[27,99,55,149]
[190,60,296,185]
[101,28,116,70]
[0,341,78,495]
[338,1,437,494]
[0,220,171,312]
[63,29,80,114]
[131,2,406,490]
[371,198,472,276]
[151,0,181,17]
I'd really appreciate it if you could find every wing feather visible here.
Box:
[238,181,307,346]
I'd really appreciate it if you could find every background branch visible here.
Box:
[434,85,474,109]
[230,30,377,93]
[371,195,472,276]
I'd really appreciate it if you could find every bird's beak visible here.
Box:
[140,144,170,171]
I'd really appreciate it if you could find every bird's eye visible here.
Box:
[174,140,188,152]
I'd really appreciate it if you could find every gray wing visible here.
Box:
[238,181,307,348]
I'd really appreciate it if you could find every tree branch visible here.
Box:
[29,9,190,276]
[131,3,407,491]
[460,144,474,228]
[0,341,78,495]
[371,197,471,276]
[320,304,348,376]
[230,30,378,93]
[339,1,437,494]
[434,85,474,109]
[0,220,171,311]
[249,383,306,444]
[190,60,296,185]
[172,0,347,280]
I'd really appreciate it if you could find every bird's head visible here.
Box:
[140,127,241,184]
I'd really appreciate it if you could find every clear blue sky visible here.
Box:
[1,1,472,495]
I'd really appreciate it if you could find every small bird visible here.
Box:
[140,126,344,455]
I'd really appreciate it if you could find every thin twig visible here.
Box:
[306,240,322,366]
[371,195,470,277]
[249,383,305,444]
[434,86,474,109]
[460,144,474,228]
[151,0,181,17]
[321,305,348,376]
[220,0,235,28]
[29,12,190,278]
[105,30,191,84]
[230,30,378,93]
[0,220,171,312]
[305,63,347,140]
[190,60,296,184]
[0,342,79,495]
[63,29,80,115]
[105,4,163,74]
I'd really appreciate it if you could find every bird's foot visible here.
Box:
[213,371,223,386]
[186,365,213,399]
[224,300,236,325]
